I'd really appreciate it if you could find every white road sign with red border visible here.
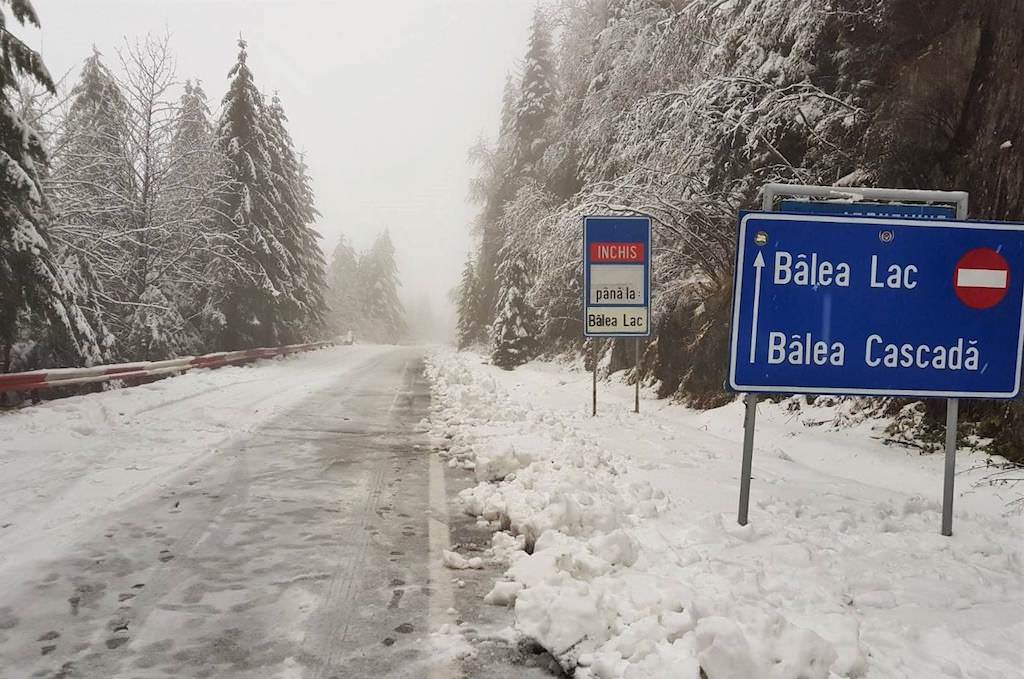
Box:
[954,248,1011,310]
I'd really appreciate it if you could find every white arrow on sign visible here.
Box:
[749,251,765,364]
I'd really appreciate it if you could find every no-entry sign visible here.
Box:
[729,212,1024,398]
[584,216,651,337]
[955,248,1010,310]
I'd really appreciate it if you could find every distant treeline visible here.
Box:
[457,0,1024,461]
[325,231,406,344]
[1,1,329,373]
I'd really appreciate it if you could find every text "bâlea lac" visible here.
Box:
[764,250,981,371]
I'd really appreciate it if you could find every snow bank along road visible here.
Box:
[427,350,1024,679]
[0,346,552,678]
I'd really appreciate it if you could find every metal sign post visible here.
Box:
[583,216,653,414]
[737,392,758,526]
[942,398,959,536]
[732,185,1024,535]
[634,339,641,414]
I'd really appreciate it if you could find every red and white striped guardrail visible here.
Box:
[0,341,334,395]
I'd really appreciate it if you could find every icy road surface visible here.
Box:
[0,346,553,678]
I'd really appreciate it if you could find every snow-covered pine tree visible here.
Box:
[123,285,195,360]
[326,234,361,337]
[47,47,132,333]
[169,80,220,201]
[469,13,557,342]
[8,58,117,366]
[10,67,54,152]
[357,231,405,343]
[54,47,128,179]
[175,80,212,144]
[500,73,518,139]
[296,155,327,331]
[468,73,521,339]
[57,251,116,362]
[213,38,292,349]
[0,0,106,371]
[166,79,229,351]
[490,247,537,370]
[513,8,557,174]
[295,156,328,338]
[456,253,479,349]
[50,48,128,205]
[262,94,327,341]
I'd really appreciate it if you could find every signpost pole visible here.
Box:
[592,340,598,417]
[941,398,959,536]
[634,339,640,414]
[738,393,758,526]
[733,186,777,526]
[734,185,774,527]
[943,193,968,538]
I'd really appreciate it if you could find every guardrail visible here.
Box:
[0,341,334,395]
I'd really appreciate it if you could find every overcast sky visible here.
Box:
[23,0,535,338]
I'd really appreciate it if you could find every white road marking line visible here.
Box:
[385,361,411,414]
[397,357,459,675]
[428,440,459,678]
[957,268,1008,288]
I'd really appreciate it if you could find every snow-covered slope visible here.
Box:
[426,350,1024,679]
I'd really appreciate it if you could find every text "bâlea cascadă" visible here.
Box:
[763,250,982,370]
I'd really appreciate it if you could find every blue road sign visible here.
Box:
[729,212,1024,398]
[779,200,957,220]
[584,216,651,337]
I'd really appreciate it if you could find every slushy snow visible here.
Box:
[425,349,1024,679]
[0,346,394,579]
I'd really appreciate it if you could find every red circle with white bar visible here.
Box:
[954,248,1010,309]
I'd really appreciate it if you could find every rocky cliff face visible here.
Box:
[653,0,1024,459]
[864,0,1024,458]
[868,0,1023,220]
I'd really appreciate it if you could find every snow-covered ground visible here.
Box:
[0,345,393,581]
[426,350,1024,679]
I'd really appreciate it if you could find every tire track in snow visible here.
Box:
[304,359,409,679]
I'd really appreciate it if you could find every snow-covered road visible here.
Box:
[0,346,549,678]
[0,345,394,576]
[427,350,1024,679]
[4,344,1021,679]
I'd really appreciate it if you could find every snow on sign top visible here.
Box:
[729,212,1024,399]
[583,216,652,338]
